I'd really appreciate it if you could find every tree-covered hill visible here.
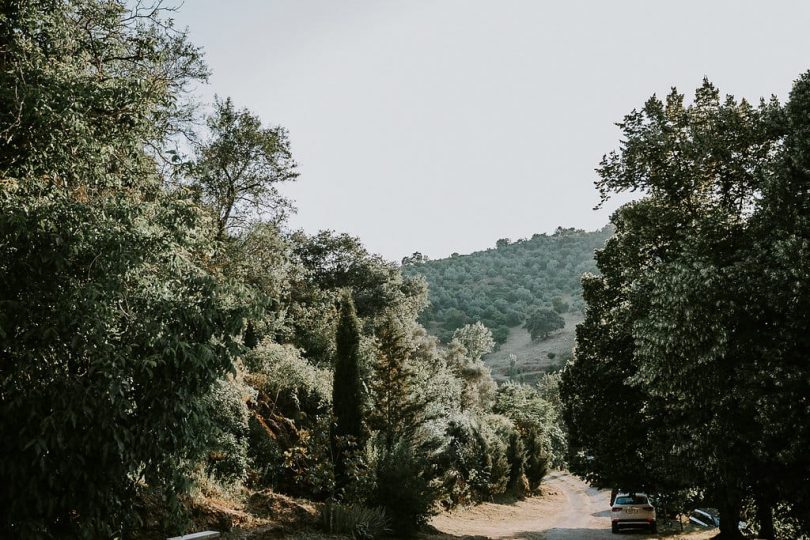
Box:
[402,226,613,343]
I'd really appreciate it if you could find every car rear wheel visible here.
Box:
[650,520,657,533]
[611,523,619,534]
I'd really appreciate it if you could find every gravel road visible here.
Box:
[427,471,713,540]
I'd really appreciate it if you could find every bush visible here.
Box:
[199,373,256,483]
[524,428,549,491]
[479,414,514,497]
[506,431,528,497]
[371,438,437,535]
[244,341,332,417]
[436,414,495,506]
[320,503,389,539]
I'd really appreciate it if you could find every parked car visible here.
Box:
[689,508,749,533]
[611,493,657,534]
[688,508,719,528]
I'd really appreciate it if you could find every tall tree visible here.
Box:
[368,315,429,453]
[0,1,248,536]
[189,97,297,238]
[331,293,366,493]
[561,77,810,538]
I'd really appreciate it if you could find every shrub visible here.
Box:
[370,438,437,535]
[479,414,514,497]
[320,503,389,539]
[244,341,332,417]
[506,431,528,497]
[524,428,549,491]
[199,373,256,483]
[436,414,494,506]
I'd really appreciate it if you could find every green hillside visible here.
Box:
[402,226,612,344]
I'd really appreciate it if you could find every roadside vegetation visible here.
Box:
[0,2,562,538]
[561,77,810,539]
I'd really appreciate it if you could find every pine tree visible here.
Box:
[369,315,429,454]
[331,293,365,492]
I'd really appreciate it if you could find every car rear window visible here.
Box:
[615,495,648,505]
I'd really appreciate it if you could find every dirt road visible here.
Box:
[428,471,714,540]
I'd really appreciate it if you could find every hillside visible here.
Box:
[402,226,612,345]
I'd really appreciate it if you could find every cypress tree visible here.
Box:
[331,293,365,492]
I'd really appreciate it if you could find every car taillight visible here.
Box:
[643,506,654,511]
[612,507,621,512]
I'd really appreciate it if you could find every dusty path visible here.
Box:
[428,471,714,540]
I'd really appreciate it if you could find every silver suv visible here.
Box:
[611,493,657,534]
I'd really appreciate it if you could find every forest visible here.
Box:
[402,227,611,343]
[0,2,563,538]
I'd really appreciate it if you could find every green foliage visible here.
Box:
[0,2,252,536]
[562,74,810,538]
[243,342,335,497]
[320,503,390,539]
[403,227,611,343]
[435,414,497,506]
[188,97,297,237]
[524,308,565,341]
[332,294,366,493]
[368,315,431,453]
[493,383,558,484]
[523,428,549,491]
[0,0,206,190]
[245,341,332,415]
[0,184,249,537]
[551,296,569,314]
[370,437,438,535]
[450,321,495,361]
[479,414,513,497]
[199,374,256,483]
[506,431,528,497]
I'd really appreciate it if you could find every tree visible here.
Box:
[401,227,610,345]
[368,315,429,453]
[451,322,495,362]
[551,296,569,314]
[562,76,810,538]
[524,308,564,341]
[189,97,297,238]
[0,1,248,536]
[331,294,366,493]
[448,323,497,410]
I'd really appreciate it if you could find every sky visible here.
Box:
[174,1,810,261]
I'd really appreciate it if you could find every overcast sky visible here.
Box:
[175,1,810,261]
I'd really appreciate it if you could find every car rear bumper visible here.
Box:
[613,519,655,527]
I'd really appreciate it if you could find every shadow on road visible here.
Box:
[508,528,657,539]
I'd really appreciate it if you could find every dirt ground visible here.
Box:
[218,471,719,539]
[425,471,718,540]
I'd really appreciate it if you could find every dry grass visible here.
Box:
[485,312,583,384]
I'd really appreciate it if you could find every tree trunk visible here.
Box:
[718,497,744,539]
[756,497,775,540]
